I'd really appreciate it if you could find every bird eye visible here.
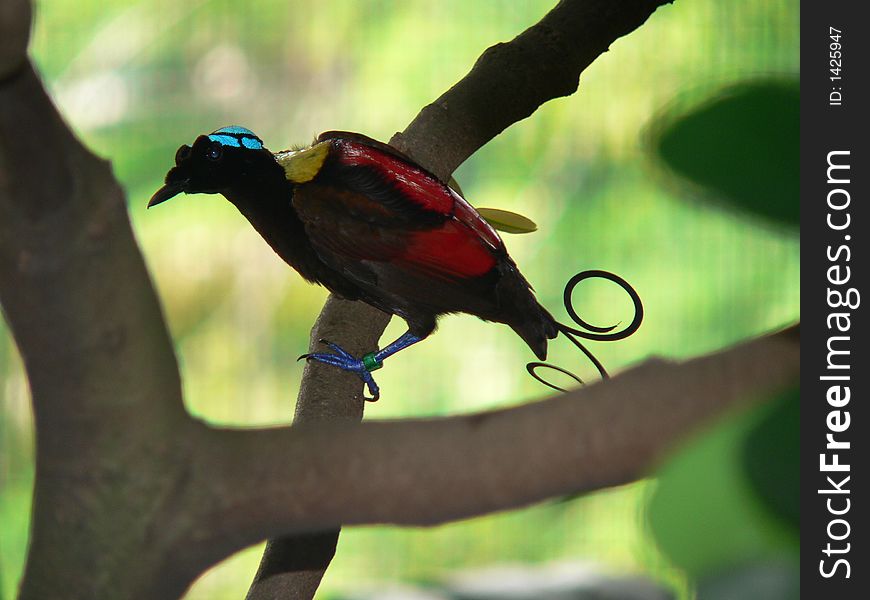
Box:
[206,144,223,161]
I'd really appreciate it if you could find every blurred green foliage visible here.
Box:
[2,0,798,598]
[647,393,799,579]
[651,80,799,226]
[646,73,799,597]
[743,389,800,532]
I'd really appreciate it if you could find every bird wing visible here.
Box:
[318,131,539,235]
[291,136,504,283]
[317,130,420,166]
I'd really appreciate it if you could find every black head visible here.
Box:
[148,126,271,208]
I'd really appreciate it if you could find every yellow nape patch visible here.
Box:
[275,141,330,183]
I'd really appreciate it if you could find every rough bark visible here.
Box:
[246,297,387,599]
[0,65,190,600]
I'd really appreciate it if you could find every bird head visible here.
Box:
[148,126,270,208]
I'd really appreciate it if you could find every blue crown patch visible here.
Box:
[208,126,264,150]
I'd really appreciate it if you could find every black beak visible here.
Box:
[147,179,188,208]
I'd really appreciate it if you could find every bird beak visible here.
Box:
[147,179,188,208]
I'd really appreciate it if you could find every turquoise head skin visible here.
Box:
[207,125,264,150]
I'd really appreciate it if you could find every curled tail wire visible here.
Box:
[527,270,643,392]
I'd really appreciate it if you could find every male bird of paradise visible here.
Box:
[150,126,557,400]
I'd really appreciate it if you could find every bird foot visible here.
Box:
[299,339,382,401]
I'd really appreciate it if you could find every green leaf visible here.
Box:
[742,389,800,531]
[652,79,799,226]
[477,207,538,234]
[647,399,798,579]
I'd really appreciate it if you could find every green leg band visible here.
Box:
[362,352,383,372]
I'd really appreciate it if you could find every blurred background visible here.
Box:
[1,0,798,598]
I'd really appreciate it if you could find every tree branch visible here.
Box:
[161,325,797,599]
[246,298,388,599]
[0,64,184,423]
[247,1,672,596]
[2,5,190,598]
[0,61,196,600]
[391,0,672,180]
[0,0,30,80]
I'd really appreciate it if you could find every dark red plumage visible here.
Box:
[328,137,501,276]
[294,133,557,358]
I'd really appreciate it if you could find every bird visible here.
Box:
[149,126,558,400]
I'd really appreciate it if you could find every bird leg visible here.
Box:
[299,331,422,401]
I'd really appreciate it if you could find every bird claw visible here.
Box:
[300,340,381,401]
